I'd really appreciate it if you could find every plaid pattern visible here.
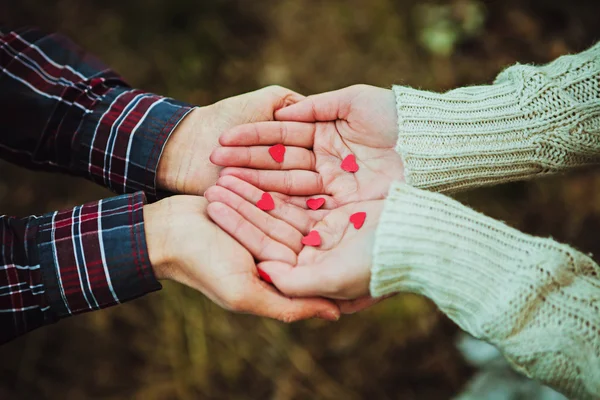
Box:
[0,27,194,199]
[37,193,159,319]
[0,28,193,343]
[0,213,47,344]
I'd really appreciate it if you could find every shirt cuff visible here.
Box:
[36,191,161,319]
[73,87,195,201]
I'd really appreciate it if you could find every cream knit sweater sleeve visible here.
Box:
[371,183,600,399]
[395,42,600,193]
[370,44,600,399]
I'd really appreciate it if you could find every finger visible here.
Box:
[219,121,316,147]
[206,202,297,264]
[219,168,324,196]
[257,260,334,298]
[242,278,340,322]
[274,89,347,122]
[277,193,338,211]
[260,85,305,110]
[205,186,304,253]
[336,297,384,314]
[210,145,316,171]
[215,175,324,234]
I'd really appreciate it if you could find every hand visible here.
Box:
[143,195,340,322]
[156,85,304,195]
[204,176,386,312]
[210,84,402,205]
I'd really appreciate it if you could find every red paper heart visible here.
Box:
[257,268,273,284]
[256,192,275,211]
[306,198,325,210]
[349,212,366,229]
[341,154,359,172]
[268,144,286,163]
[301,230,321,246]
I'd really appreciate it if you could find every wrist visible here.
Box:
[156,106,219,195]
[392,83,531,193]
[378,87,398,144]
[143,201,174,281]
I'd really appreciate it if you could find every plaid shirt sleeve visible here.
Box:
[0,27,191,343]
[1,192,160,344]
[0,27,194,199]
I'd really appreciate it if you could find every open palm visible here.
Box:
[204,176,387,312]
[146,196,340,322]
[210,85,403,207]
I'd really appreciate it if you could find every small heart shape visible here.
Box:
[301,230,321,247]
[341,154,359,172]
[257,268,273,284]
[268,144,286,163]
[349,212,366,229]
[256,192,275,211]
[306,197,325,210]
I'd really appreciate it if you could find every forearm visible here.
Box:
[0,192,160,344]
[394,42,600,193]
[371,182,600,399]
[0,27,194,199]
[0,213,50,343]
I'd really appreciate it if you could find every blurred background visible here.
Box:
[1,0,599,399]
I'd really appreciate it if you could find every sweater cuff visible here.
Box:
[394,42,600,193]
[393,82,541,193]
[371,182,552,334]
[37,192,161,320]
[370,182,600,397]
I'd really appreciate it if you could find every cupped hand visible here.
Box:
[210,84,403,205]
[143,195,340,322]
[204,176,386,312]
[157,85,304,196]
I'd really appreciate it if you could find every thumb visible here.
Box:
[274,88,348,122]
[258,260,333,298]
[246,277,340,322]
[258,85,305,111]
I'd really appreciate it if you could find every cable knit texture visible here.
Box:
[394,42,600,193]
[371,182,600,399]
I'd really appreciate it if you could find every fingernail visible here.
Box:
[257,268,273,284]
[320,310,340,322]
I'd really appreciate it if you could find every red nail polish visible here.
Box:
[257,268,273,284]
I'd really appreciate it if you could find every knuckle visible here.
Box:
[231,197,245,213]
[286,227,302,245]
[252,123,261,144]
[231,217,246,237]
[266,84,285,91]
[277,311,298,324]
[305,151,317,170]
[215,176,229,187]
[254,170,263,189]
[283,173,293,194]
[203,186,217,199]
[255,234,271,259]
[310,98,319,120]
[264,215,279,236]
[245,148,253,166]
[264,84,289,100]
[218,174,239,188]
[280,122,289,143]
[278,194,292,205]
